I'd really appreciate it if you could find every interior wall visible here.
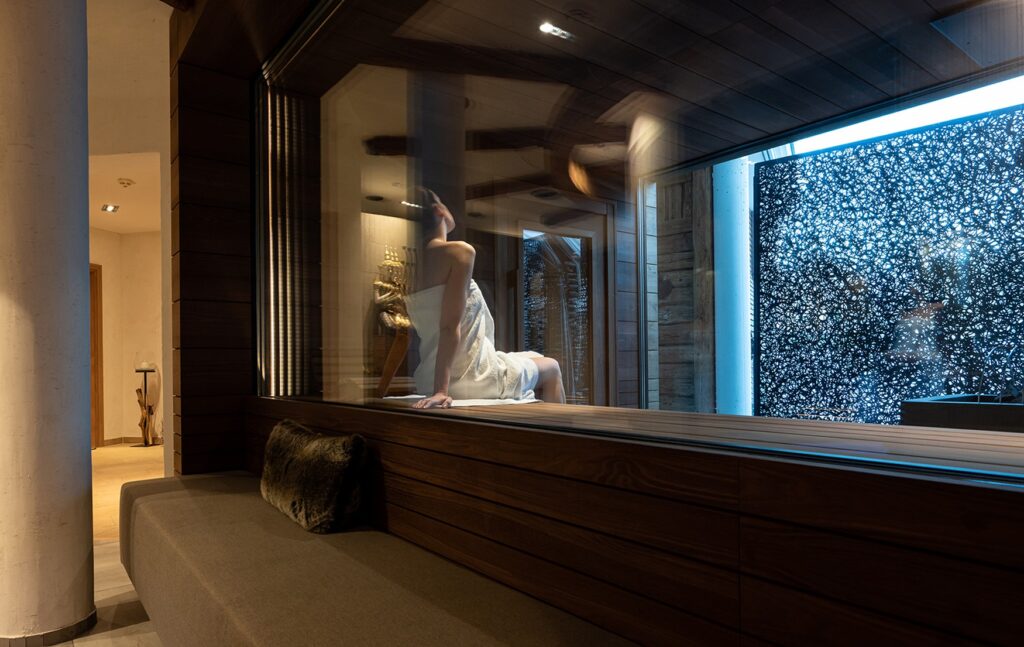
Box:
[89,228,162,442]
[87,0,172,472]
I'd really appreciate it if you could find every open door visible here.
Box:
[90,264,103,449]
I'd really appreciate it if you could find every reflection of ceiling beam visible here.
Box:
[360,38,586,83]
[540,208,597,228]
[465,173,552,201]
[364,126,628,156]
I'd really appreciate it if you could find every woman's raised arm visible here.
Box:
[413,242,475,409]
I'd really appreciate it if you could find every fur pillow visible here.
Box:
[260,419,366,533]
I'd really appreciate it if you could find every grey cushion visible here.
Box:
[120,474,631,647]
[260,419,365,533]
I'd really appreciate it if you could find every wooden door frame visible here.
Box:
[90,264,104,449]
[513,217,608,406]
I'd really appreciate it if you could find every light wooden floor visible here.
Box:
[92,445,164,543]
[56,445,168,646]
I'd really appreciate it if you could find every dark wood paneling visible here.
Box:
[172,203,252,256]
[383,473,739,626]
[173,448,242,475]
[173,348,252,397]
[171,62,251,119]
[740,576,979,647]
[174,395,245,417]
[174,428,242,454]
[739,458,1024,569]
[172,300,252,349]
[172,251,252,303]
[387,504,740,646]
[378,441,737,566]
[172,156,251,212]
[739,517,1024,646]
[246,399,740,507]
[173,106,251,165]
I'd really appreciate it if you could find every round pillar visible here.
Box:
[0,0,95,643]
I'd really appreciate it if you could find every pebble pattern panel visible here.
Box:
[756,104,1024,424]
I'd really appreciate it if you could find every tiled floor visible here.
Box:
[61,444,167,646]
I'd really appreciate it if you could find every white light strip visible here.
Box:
[794,73,1024,154]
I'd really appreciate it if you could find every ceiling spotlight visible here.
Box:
[117,177,135,188]
[539,22,573,40]
[365,195,384,202]
[101,204,119,213]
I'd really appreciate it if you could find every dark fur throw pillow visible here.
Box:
[260,419,366,533]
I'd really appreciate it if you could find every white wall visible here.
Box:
[87,0,172,473]
[90,228,162,441]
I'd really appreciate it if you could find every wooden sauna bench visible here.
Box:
[371,399,1024,482]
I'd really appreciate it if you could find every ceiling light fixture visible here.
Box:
[100,204,119,213]
[539,22,573,40]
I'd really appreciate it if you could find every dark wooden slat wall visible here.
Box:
[169,1,317,474]
[244,398,1024,646]
[170,62,253,475]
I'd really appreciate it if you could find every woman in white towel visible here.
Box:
[406,189,565,409]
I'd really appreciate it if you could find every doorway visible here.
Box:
[90,263,103,449]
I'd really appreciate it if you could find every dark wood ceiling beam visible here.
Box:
[465,173,552,201]
[364,126,629,156]
[359,37,586,83]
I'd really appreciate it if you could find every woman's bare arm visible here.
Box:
[413,242,475,409]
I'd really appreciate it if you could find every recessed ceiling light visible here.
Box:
[101,204,119,213]
[539,22,573,40]
[365,195,384,201]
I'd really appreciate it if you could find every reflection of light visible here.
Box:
[795,72,1024,154]
[568,159,593,196]
[401,200,422,208]
[523,229,544,240]
[539,22,573,40]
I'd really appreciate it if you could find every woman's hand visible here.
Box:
[413,392,453,409]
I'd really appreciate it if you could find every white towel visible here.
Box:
[384,395,540,407]
[405,279,542,400]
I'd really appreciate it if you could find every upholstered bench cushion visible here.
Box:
[120,474,630,647]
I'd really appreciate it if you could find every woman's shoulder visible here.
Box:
[430,240,475,262]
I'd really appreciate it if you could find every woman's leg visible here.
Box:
[530,357,566,404]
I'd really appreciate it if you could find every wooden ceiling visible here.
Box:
[273,0,1010,171]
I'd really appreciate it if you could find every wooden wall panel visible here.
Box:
[739,576,977,647]
[739,517,1023,646]
[739,458,1024,569]
[386,504,740,647]
[383,473,739,627]
[656,169,714,413]
[171,59,253,475]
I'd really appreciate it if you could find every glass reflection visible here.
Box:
[260,0,1024,437]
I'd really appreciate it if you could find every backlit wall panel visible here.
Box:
[756,106,1024,424]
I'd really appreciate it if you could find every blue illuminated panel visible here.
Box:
[756,105,1024,424]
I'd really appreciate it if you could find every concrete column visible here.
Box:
[0,0,95,643]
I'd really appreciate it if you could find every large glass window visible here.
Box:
[257,0,1024,470]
